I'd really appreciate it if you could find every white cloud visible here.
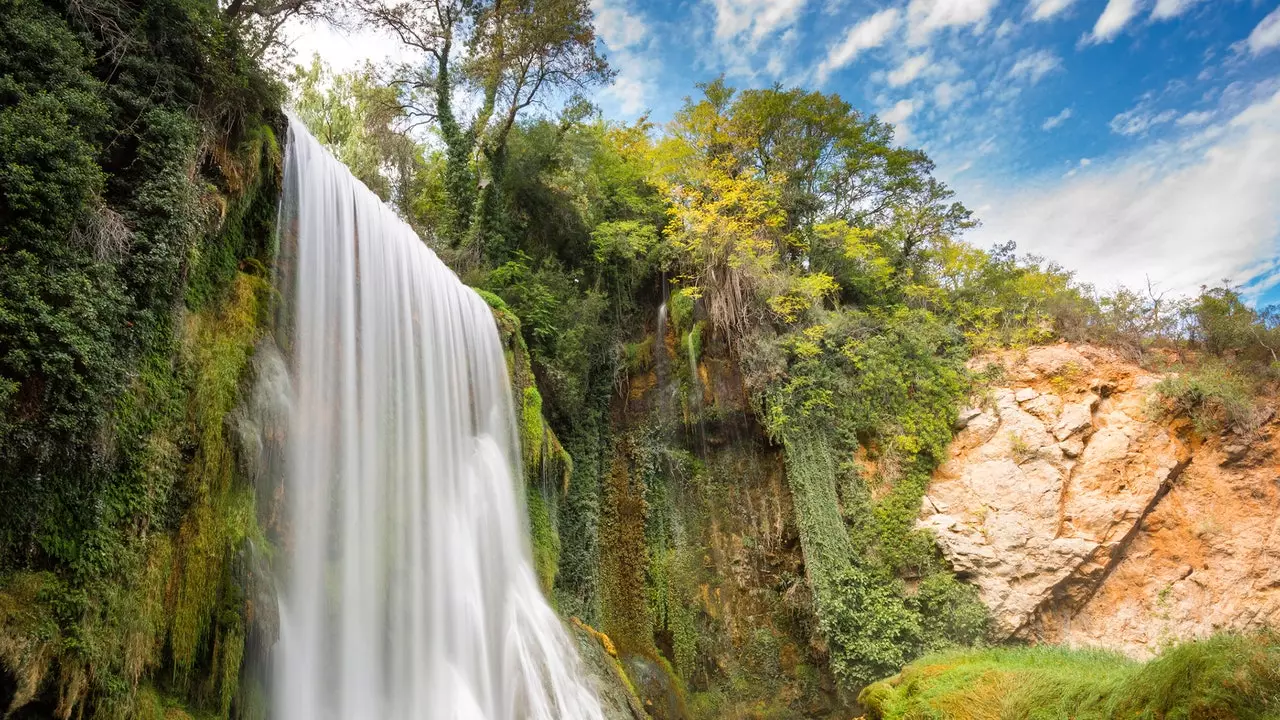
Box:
[1028,0,1078,21]
[881,99,917,143]
[906,0,1001,45]
[887,54,931,87]
[1248,5,1280,55]
[1008,49,1062,84]
[283,20,409,74]
[592,0,650,50]
[1089,0,1142,44]
[882,98,917,125]
[711,0,807,46]
[1110,103,1178,135]
[1063,156,1091,177]
[967,88,1280,296]
[1151,0,1203,21]
[815,8,901,83]
[1176,110,1214,126]
[1042,107,1073,130]
[934,80,975,109]
[590,0,658,116]
[601,54,654,116]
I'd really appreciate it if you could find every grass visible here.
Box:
[860,631,1280,720]
[1152,362,1257,435]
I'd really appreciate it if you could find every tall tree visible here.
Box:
[355,0,611,257]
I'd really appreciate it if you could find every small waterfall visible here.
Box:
[273,116,603,720]
[655,302,669,385]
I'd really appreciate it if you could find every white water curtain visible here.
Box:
[273,116,603,720]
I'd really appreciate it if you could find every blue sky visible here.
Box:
[289,0,1280,302]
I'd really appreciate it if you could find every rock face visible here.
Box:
[922,344,1280,657]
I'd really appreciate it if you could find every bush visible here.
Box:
[821,567,921,688]
[1153,362,1256,434]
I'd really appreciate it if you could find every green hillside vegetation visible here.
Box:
[3,0,1280,716]
[861,631,1280,720]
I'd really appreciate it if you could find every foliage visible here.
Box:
[860,631,1280,720]
[0,0,282,715]
[1153,362,1258,434]
[352,0,613,256]
[289,57,424,214]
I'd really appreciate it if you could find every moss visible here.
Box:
[528,489,562,595]
[625,337,655,374]
[474,287,509,310]
[669,289,695,336]
[521,385,545,472]
[599,446,654,654]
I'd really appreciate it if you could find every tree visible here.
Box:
[290,57,425,214]
[355,0,611,257]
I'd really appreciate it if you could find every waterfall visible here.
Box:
[273,117,603,720]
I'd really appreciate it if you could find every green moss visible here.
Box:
[528,489,562,595]
[522,385,545,472]
[474,287,509,310]
[669,289,695,336]
[625,337,655,374]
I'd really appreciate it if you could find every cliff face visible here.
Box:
[922,344,1280,657]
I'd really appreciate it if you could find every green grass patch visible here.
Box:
[1152,362,1257,434]
[861,631,1280,720]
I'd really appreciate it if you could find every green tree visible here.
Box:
[355,0,612,257]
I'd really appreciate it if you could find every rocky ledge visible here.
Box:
[921,344,1280,657]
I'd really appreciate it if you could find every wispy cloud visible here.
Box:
[1008,49,1062,84]
[1088,0,1142,44]
[1042,107,1073,130]
[711,0,807,46]
[815,8,900,83]
[592,0,650,49]
[1028,0,1079,22]
[906,0,1001,45]
[882,98,917,125]
[887,54,931,87]
[592,0,658,116]
[1111,107,1178,135]
[1248,5,1280,55]
[969,88,1280,295]
[1176,110,1213,126]
[934,79,976,109]
[1151,0,1204,21]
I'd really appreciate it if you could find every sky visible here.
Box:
[288,0,1280,303]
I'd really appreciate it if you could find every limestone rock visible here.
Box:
[1015,387,1040,403]
[922,344,1280,657]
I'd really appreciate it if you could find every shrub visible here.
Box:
[1153,362,1256,434]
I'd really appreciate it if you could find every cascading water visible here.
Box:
[272,116,604,720]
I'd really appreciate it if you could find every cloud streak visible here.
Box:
[1042,107,1072,130]
[906,0,1001,45]
[1089,0,1142,44]
[1249,5,1280,55]
[968,88,1280,296]
[815,8,900,83]
[1008,49,1062,84]
[1028,0,1078,22]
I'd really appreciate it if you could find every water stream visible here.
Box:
[272,117,603,720]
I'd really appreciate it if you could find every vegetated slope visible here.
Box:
[0,0,285,716]
[860,631,1280,720]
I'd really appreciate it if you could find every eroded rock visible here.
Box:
[922,345,1280,657]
